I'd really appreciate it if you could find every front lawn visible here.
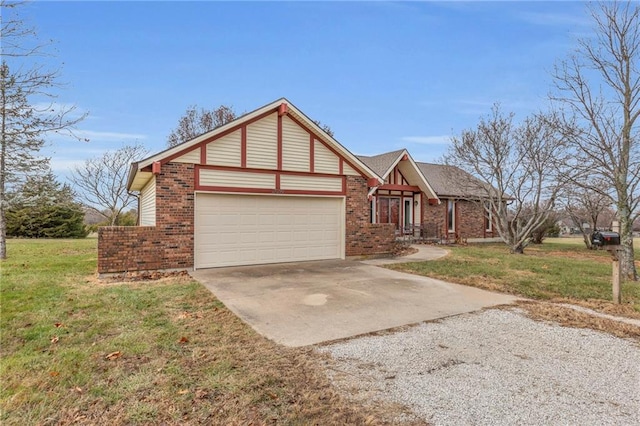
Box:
[390,241,640,316]
[0,239,406,425]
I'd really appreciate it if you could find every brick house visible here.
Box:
[357,150,497,242]
[98,98,493,274]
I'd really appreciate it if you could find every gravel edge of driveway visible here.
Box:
[319,308,640,426]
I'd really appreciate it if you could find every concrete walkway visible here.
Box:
[360,244,448,265]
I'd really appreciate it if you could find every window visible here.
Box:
[378,197,401,229]
[447,199,455,233]
[484,201,493,232]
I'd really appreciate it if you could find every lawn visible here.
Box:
[390,239,640,317]
[0,239,408,425]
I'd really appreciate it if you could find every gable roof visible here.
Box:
[128,98,383,191]
[357,149,438,200]
[356,149,406,178]
[416,162,489,198]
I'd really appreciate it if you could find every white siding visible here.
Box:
[313,140,340,174]
[139,177,156,226]
[280,174,343,192]
[173,149,200,164]
[195,194,344,268]
[246,113,277,169]
[207,130,241,167]
[199,168,275,189]
[342,162,360,176]
[281,116,310,172]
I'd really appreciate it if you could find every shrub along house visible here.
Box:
[98,98,494,274]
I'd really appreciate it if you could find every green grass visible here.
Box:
[1,239,396,425]
[390,241,640,314]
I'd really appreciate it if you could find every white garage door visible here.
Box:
[195,194,344,268]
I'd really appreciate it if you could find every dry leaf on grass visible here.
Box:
[178,389,189,395]
[50,336,59,344]
[54,322,63,328]
[179,336,189,344]
[49,371,59,377]
[105,351,122,361]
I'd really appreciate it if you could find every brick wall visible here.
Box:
[422,198,446,238]
[421,197,493,239]
[98,163,194,274]
[345,175,397,256]
[99,167,396,273]
[457,200,494,239]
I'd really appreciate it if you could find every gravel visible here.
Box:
[320,309,640,426]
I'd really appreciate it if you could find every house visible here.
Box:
[357,151,496,241]
[98,98,493,274]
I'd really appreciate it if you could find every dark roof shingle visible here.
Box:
[356,149,405,177]
[416,162,488,198]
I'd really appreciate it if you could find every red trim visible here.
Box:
[286,113,317,138]
[162,109,277,165]
[342,176,347,193]
[196,164,342,179]
[277,114,283,170]
[428,198,439,205]
[194,165,200,188]
[278,103,288,116]
[200,145,206,165]
[397,168,409,186]
[241,126,247,168]
[286,113,369,179]
[195,186,345,196]
[402,154,408,161]
[309,134,314,173]
[378,184,420,192]
[275,173,281,190]
[152,161,161,175]
[339,158,344,175]
[367,177,379,187]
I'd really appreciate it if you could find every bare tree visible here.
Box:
[552,1,640,280]
[446,105,567,253]
[70,143,148,226]
[167,105,236,148]
[0,1,86,259]
[559,179,613,249]
[312,119,334,137]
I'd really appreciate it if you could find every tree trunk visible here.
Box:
[511,243,525,254]
[618,214,638,281]
[0,206,5,259]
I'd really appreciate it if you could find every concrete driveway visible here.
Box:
[191,247,519,347]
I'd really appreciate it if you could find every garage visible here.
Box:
[195,193,344,268]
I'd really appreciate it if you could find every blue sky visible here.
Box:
[14,1,592,179]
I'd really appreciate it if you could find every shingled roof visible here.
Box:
[416,162,489,198]
[356,149,406,178]
[357,149,491,199]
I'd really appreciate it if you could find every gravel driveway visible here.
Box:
[320,308,640,425]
